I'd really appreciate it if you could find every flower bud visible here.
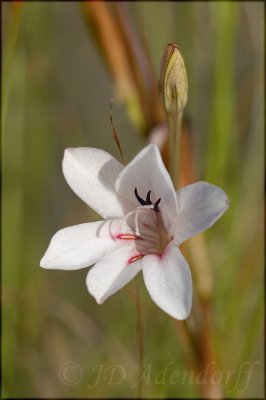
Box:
[159,43,188,115]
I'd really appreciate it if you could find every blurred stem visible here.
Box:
[177,123,222,398]
[80,2,146,132]
[206,2,238,184]
[135,279,144,398]
[180,121,214,302]
[174,296,223,399]
[80,2,164,136]
[114,3,164,131]
[2,3,23,132]
[230,289,263,395]
[174,276,219,396]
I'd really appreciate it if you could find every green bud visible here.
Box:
[159,43,188,116]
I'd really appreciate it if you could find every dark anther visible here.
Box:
[146,190,152,205]
[134,187,161,213]
[154,198,161,212]
[134,187,146,205]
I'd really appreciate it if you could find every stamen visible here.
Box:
[134,187,146,205]
[123,205,154,237]
[154,198,161,212]
[146,190,152,205]
[116,234,141,240]
[128,254,144,264]
[134,187,161,212]
[134,205,155,236]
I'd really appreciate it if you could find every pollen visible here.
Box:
[128,254,144,264]
[116,233,141,240]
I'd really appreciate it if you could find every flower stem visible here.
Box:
[135,279,144,398]
[168,111,182,189]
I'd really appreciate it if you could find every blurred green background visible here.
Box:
[2,1,264,398]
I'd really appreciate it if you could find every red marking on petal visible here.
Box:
[143,223,153,229]
[116,234,141,240]
[128,254,144,264]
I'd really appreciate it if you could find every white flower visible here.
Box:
[40,144,229,320]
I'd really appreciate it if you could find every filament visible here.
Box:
[123,205,155,237]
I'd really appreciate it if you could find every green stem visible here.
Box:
[2,5,23,133]
[168,111,182,189]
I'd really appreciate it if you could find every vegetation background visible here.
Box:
[2,1,264,398]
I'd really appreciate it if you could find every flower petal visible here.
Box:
[86,246,142,304]
[115,144,178,225]
[174,182,229,244]
[142,243,192,320]
[62,147,124,218]
[40,220,121,270]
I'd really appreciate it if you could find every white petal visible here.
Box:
[115,144,178,224]
[62,147,124,218]
[86,246,142,304]
[40,220,120,270]
[174,182,229,244]
[142,243,192,320]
